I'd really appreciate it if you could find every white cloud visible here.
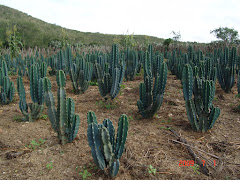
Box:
[0,0,239,42]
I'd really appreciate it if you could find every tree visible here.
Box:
[171,31,181,42]
[210,27,239,45]
[163,38,173,51]
[6,25,23,58]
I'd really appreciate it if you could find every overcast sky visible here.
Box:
[0,0,239,43]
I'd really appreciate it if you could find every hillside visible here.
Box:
[0,5,164,48]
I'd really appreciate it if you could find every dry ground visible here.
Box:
[0,72,239,180]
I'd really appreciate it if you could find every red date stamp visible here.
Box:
[179,160,216,167]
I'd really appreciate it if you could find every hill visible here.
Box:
[0,5,164,48]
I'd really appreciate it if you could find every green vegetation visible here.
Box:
[87,111,128,177]
[27,139,46,150]
[17,64,45,122]
[43,71,80,145]
[137,45,168,118]
[210,27,239,45]
[0,5,164,48]
[148,165,156,176]
[46,161,53,170]
[96,100,117,110]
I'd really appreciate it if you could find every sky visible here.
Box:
[0,0,239,43]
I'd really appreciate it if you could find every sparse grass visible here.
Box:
[128,115,134,121]
[26,139,46,150]
[13,115,23,122]
[148,165,156,176]
[159,126,172,130]
[89,81,98,86]
[190,164,200,175]
[96,100,117,110]
[40,114,48,120]
[76,163,97,180]
[46,161,53,170]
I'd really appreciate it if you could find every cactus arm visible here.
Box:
[100,127,113,162]
[185,99,199,131]
[110,68,120,99]
[115,114,128,159]
[103,119,115,151]
[209,107,220,130]
[87,111,98,124]
[182,64,193,101]
[87,123,106,170]
[109,159,120,178]
[238,71,240,95]
[69,114,80,142]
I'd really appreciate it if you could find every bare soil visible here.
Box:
[0,73,239,180]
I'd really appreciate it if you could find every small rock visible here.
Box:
[176,99,181,103]
[149,132,156,136]
[75,134,80,140]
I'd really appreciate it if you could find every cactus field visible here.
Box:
[0,45,240,179]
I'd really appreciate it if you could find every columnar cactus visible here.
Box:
[44,70,80,145]
[217,47,236,93]
[94,44,125,100]
[0,60,15,105]
[49,56,57,76]
[0,76,15,105]
[182,64,220,132]
[137,52,168,118]
[39,61,47,78]
[87,111,128,177]
[238,70,240,96]
[69,58,93,94]
[17,64,45,122]
[124,47,139,81]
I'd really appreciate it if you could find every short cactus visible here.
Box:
[87,111,128,177]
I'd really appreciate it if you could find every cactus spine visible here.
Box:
[87,111,128,177]
[44,70,80,145]
[182,64,220,132]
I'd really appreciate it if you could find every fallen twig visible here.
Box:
[166,126,210,176]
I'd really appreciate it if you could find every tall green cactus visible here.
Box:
[17,63,45,122]
[0,76,15,105]
[44,70,80,145]
[217,47,236,93]
[182,64,220,132]
[124,47,138,81]
[69,58,93,94]
[0,60,15,105]
[49,56,57,76]
[137,51,168,118]
[87,111,128,177]
[94,44,125,100]
[238,70,240,96]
